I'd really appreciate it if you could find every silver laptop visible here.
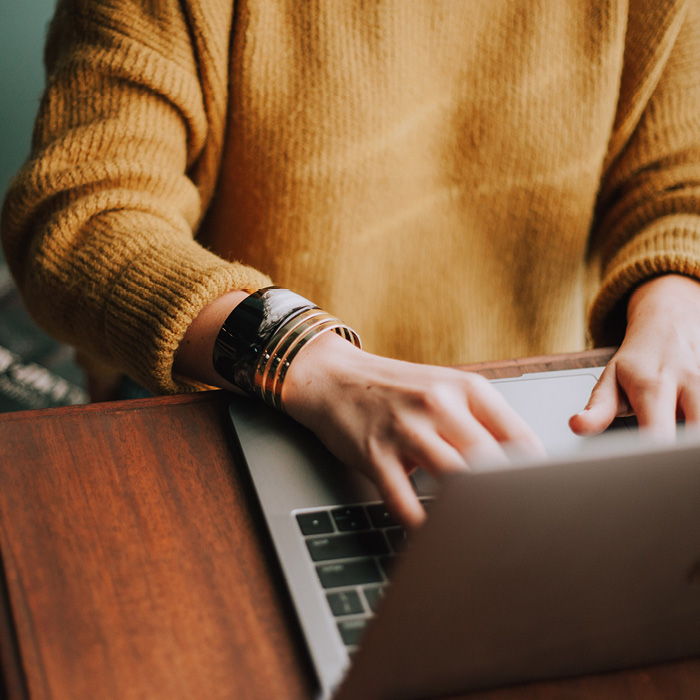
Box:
[226,367,700,698]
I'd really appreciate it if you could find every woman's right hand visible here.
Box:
[282,332,545,528]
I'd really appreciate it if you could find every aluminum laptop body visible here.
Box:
[336,432,700,699]
[226,367,700,698]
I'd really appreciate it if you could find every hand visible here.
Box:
[282,332,545,528]
[570,274,700,438]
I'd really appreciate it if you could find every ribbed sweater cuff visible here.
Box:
[99,226,271,395]
[588,215,700,345]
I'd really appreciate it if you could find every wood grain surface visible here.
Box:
[0,348,698,699]
[0,393,314,699]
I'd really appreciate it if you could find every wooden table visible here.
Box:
[0,349,698,699]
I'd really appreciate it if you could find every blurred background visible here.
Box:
[0,0,88,412]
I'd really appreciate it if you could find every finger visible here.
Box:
[407,384,511,464]
[401,430,471,476]
[569,365,625,435]
[679,382,700,427]
[465,381,546,456]
[371,454,426,530]
[436,411,511,469]
[625,374,677,440]
[400,377,517,465]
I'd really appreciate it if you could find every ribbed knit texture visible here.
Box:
[3,0,700,393]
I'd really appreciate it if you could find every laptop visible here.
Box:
[226,367,700,698]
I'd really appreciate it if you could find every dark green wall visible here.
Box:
[0,1,88,412]
[0,0,57,197]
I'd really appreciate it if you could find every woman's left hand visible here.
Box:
[570,274,700,439]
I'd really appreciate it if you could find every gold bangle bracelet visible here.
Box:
[268,318,343,409]
[276,324,361,410]
[253,310,361,410]
[270,320,360,411]
[257,314,346,409]
[255,309,330,401]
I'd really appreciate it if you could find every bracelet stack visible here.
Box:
[213,287,361,410]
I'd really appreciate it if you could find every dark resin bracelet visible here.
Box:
[212,287,317,395]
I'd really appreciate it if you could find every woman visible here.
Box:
[3,0,700,526]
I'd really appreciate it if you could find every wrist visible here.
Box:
[628,274,700,321]
[174,290,250,390]
[282,330,365,422]
[205,287,362,409]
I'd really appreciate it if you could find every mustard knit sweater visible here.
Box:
[3,0,700,394]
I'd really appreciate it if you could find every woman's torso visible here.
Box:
[202,0,627,364]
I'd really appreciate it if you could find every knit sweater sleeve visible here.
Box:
[588,0,700,346]
[0,0,271,394]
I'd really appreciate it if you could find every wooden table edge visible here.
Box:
[0,346,616,426]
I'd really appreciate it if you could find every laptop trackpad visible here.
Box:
[492,372,599,453]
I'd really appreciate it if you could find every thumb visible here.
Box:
[569,365,622,435]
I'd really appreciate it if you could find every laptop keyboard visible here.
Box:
[294,499,433,650]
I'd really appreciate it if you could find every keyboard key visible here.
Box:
[379,555,396,579]
[366,504,398,528]
[362,585,384,613]
[385,527,406,553]
[296,511,334,535]
[306,531,389,562]
[331,506,370,531]
[338,618,368,646]
[326,590,364,616]
[317,559,382,588]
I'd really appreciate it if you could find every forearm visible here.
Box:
[174,290,250,390]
